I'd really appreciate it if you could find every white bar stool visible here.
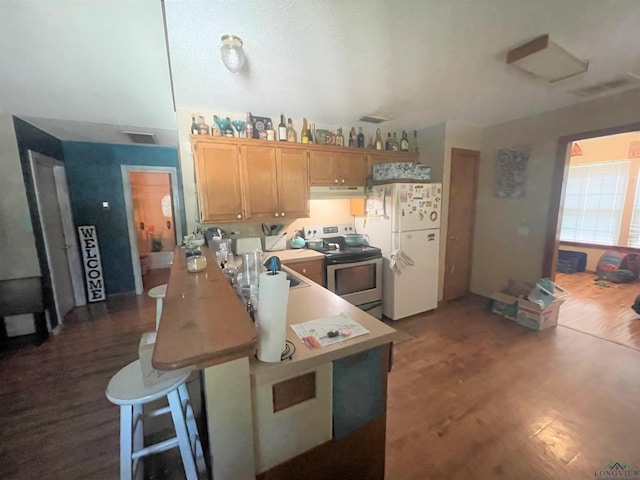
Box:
[148,284,167,330]
[105,360,206,480]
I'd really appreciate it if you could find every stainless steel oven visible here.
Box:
[303,224,384,319]
[326,257,383,318]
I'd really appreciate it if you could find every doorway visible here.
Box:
[29,151,86,326]
[121,165,182,295]
[443,148,480,301]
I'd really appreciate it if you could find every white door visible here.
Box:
[385,229,440,319]
[30,152,85,325]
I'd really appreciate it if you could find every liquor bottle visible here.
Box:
[413,130,420,153]
[246,112,254,139]
[286,118,297,142]
[374,129,384,150]
[266,121,275,141]
[391,132,399,151]
[310,123,316,144]
[301,118,309,143]
[367,135,374,149]
[400,131,409,151]
[278,114,287,141]
[357,127,365,148]
[336,128,344,147]
[385,133,392,151]
[190,114,199,135]
[349,127,356,147]
[197,115,210,135]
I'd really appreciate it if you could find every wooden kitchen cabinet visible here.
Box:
[309,150,365,187]
[193,139,244,222]
[193,137,309,222]
[282,258,324,286]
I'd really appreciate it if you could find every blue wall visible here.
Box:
[63,142,185,294]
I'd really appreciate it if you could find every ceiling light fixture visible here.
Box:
[220,34,245,73]
[506,34,588,83]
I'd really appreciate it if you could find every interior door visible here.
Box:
[130,172,175,253]
[443,148,480,301]
[30,153,79,324]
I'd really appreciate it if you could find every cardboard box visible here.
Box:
[490,279,534,320]
[516,297,565,331]
[139,332,191,386]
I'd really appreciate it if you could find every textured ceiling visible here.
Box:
[1,0,640,146]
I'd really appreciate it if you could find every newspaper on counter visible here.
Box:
[290,313,370,349]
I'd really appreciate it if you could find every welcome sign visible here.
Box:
[78,225,106,302]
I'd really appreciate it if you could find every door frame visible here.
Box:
[543,121,640,278]
[121,165,183,295]
[443,148,480,301]
[29,151,86,324]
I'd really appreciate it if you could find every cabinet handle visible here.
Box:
[341,179,345,183]
[302,268,307,274]
[275,212,279,217]
[334,179,338,184]
[281,212,285,217]
[237,214,242,219]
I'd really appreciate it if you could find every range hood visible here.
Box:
[310,185,366,200]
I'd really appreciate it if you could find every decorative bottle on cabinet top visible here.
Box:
[190,114,199,135]
[374,129,384,150]
[336,128,344,147]
[278,114,287,141]
[286,118,297,142]
[357,127,365,148]
[301,118,309,143]
[400,131,409,151]
[246,112,254,139]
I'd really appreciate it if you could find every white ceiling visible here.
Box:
[2,0,640,147]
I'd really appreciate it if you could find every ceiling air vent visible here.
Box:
[123,131,158,144]
[359,115,389,124]
[569,76,638,98]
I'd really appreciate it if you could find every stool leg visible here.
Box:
[178,383,206,475]
[120,405,133,480]
[133,403,144,480]
[155,297,163,330]
[167,388,198,480]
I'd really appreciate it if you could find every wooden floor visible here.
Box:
[2,286,640,479]
[556,271,640,351]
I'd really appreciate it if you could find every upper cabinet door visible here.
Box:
[309,150,338,186]
[337,151,365,186]
[193,141,244,222]
[277,147,309,219]
[241,144,279,220]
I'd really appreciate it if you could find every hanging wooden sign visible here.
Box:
[78,225,106,302]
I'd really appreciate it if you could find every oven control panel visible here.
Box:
[303,224,356,239]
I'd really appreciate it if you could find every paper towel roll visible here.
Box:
[256,271,290,362]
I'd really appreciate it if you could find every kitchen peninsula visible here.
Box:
[153,246,399,480]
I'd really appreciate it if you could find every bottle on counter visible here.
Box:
[190,114,199,135]
[301,118,309,143]
[336,128,344,147]
[357,127,365,148]
[375,128,384,150]
[286,117,297,142]
[246,112,254,139]
[278,114,287,141]
[400,131,409,151]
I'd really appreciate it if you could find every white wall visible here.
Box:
[0,114,40,280]
[472,88,640,297]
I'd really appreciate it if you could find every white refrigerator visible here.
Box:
[355,182,441,320]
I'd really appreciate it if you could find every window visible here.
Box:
[560,161,629,245]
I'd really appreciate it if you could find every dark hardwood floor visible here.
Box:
[556,271,640,350]
[1,282,639,479]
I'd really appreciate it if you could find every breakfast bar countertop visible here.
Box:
[152,246,258,371]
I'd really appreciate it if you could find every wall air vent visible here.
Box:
[123,131,158,144]
[359,115,389,124]
[568,76,637,98]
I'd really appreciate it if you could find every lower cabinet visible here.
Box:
[282,258,324,286]
[256,344,391,480]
